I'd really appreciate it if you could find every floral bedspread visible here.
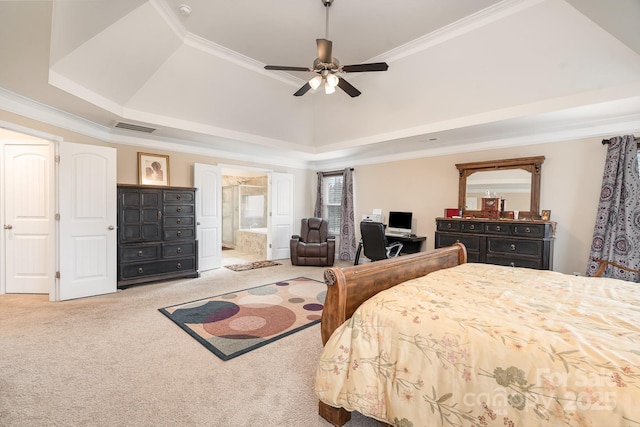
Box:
[315,263,640,427]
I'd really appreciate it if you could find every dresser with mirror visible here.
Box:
[435,156,555,270]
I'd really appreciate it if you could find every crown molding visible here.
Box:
[150,0,304,88]
[151,0,544,87]
[0,88,311,169]
[376,0,544,63]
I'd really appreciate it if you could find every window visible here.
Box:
[239,185,267,229]
[322,173,343,234]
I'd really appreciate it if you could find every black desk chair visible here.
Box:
[354,221,403,265]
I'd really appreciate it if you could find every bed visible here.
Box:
[314,243,640,426]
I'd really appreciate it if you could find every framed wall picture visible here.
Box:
[138,152,170,186]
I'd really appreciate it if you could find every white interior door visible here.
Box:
[194,163,221,271]
[58,142,117,301]
[4,144,55,294]
[267,172,293,260]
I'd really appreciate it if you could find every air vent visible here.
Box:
[114,122,156,134]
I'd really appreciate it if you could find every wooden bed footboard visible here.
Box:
[320,243,467,345]
[318,243,467,426]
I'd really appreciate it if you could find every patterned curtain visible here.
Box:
[313,172,323,218]
[586,135,640,281]
[338,168,356,260]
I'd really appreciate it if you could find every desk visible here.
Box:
[385,234,426,254]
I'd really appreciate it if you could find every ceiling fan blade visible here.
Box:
[293,82,312,97]
[337,77,361,98]
[341,62,389,73]
[317,38,333,64]
[265,65,312,72]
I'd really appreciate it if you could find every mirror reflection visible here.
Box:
[456,156,544,219]
[466,169,531,212]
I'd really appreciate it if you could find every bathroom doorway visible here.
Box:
[221,168,268,257]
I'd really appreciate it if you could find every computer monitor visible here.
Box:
[387,211,412,234]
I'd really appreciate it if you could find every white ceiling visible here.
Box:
[1,0,639,169]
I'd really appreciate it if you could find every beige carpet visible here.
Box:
[0,251,382,426]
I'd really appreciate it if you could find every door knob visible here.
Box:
[108,225,115,230]
[4,224,12,230]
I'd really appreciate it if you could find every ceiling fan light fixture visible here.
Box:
[177,4,192,16]
[326,73,339,88]
[309,75,323,90]
[263,0,388,98]
[324,81,336,94]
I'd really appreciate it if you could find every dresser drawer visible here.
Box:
[461,222,484,233]
[163,191,195,204]
[120,261,165,279]
[512,224,547,238]
[437,220,461,232]
[158,257,196,274]
[484,223,511,235]
[436,233,481,252]
[120,244,160,262]
[164,227,195,240]
[486,255,541,269]
[164,204,195,215]
[120,258,196,280]
[163,242,196,258]
[486,238,543,257]
[163,216,195,227]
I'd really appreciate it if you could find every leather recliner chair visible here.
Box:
[290,218,335,266]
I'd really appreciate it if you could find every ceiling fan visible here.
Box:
[264,0,389,98]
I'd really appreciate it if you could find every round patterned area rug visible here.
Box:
[159,277,325,360]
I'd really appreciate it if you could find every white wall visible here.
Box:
[0,109,614,275]
[351,136,606,275]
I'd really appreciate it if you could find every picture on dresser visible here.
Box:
[541,209,551,220]
[138,152,170,186]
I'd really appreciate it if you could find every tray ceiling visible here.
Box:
[1,0,639,168]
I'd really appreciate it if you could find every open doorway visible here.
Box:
[221,168,268,258]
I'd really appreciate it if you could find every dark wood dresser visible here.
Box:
[435,217,555,270]
[117,184,199,287]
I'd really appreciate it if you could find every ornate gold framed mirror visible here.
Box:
[456,156,544,219]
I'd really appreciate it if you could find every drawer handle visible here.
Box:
[525,227,531,233]
[177,194,181,200]
[137,250,143,257]
[447,223,452,229]
[470,225,475,230]
[496,226,501,231]
[510,244,516,251]
[177,231,182,236]
[177,247,182,253]
[509,262,515,267]
[177,207,182,212]
[455,239,461,243]
[176,263,182,269]
[137,267,144,274]
[177,218,181,224]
